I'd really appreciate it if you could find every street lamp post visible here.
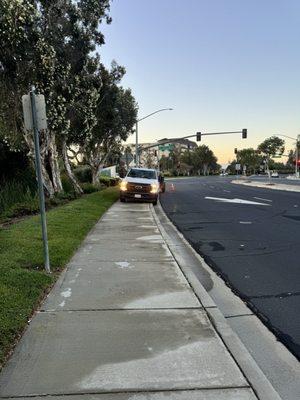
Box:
[135,108,173,167]
[295,141,299,178]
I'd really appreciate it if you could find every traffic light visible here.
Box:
[234,148,238,154]
[196,132,201,141]
[242,129,247,139]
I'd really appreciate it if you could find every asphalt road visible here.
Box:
[160,176,300,360]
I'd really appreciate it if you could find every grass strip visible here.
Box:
[0,187,119,366]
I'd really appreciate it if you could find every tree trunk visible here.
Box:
[40,161,55,197]
[266,159,271,182]
[48,132,63,193]
[91,165,101,185]
[24,130,55,197]
[62,140,83,195]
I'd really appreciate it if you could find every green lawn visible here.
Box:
[0,187,119,366]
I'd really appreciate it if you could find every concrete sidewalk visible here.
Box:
[0,202,280,399]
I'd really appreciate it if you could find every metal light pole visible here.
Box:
[135,108,173,167]
[135,120,139,167]
[295,135,300,178]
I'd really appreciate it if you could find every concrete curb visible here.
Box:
[232,179,300,192]
[151,202,282,400]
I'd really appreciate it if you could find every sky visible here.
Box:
[99,0,300,163]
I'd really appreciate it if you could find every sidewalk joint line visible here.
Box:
[39,306,203,313]
[0,385,251,398]
[226,313,254,319]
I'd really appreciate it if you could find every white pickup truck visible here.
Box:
[119,167,165,205]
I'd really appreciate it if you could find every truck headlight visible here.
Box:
[120,181,128,191]
[150,183,159,193]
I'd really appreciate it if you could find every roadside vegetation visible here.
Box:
[0,187,119,367]
[159,144,220,177]
[0,157,119,222]
[227,136,299,175]
[157,136,299,177]
[0,0,138,203]
[0,1,131,368]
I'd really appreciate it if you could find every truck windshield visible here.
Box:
[127,169,156,179]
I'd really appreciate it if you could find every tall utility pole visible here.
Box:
[135,120,139,167]
[296,135,300,178]
[135,108,173,167]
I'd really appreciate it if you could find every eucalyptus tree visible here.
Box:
[81,63,138,184]
[0,0,63,195]
[36,0,112,194]
[0,0,112,195]
[0,1,39,151]
[257,136,285,177]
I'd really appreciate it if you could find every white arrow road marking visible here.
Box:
[253,197,272,202]
[205,196,271,206]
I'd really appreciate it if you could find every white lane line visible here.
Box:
[253,197,272,202]
[223,190,231,193]
[239,221,252,224]
[205,196,271,206]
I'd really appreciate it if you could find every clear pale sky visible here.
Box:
[99,0,300,163]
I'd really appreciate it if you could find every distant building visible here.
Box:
[123,143,158,168]
[123,138,197,169]
[157,138,197,159]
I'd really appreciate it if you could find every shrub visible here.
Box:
[61,173,75,195]
[162,171,172,177]
[2,187,40,218]
[99,176,119,187]
[46,193,75,208]
[81,183,100,194]
[74,166,92,183]
[5,199,40,218]
[99,176,111,186]
[0,181,38,215]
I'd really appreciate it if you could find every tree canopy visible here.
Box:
[0,0,138,195]
[257,136,285,158]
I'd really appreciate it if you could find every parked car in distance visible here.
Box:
[271,171,279,178]
[220,172,228,176]
[119,168,164,205]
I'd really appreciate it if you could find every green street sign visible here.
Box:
[159,144,174,151]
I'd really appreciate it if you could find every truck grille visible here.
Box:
[127,182,151,193]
